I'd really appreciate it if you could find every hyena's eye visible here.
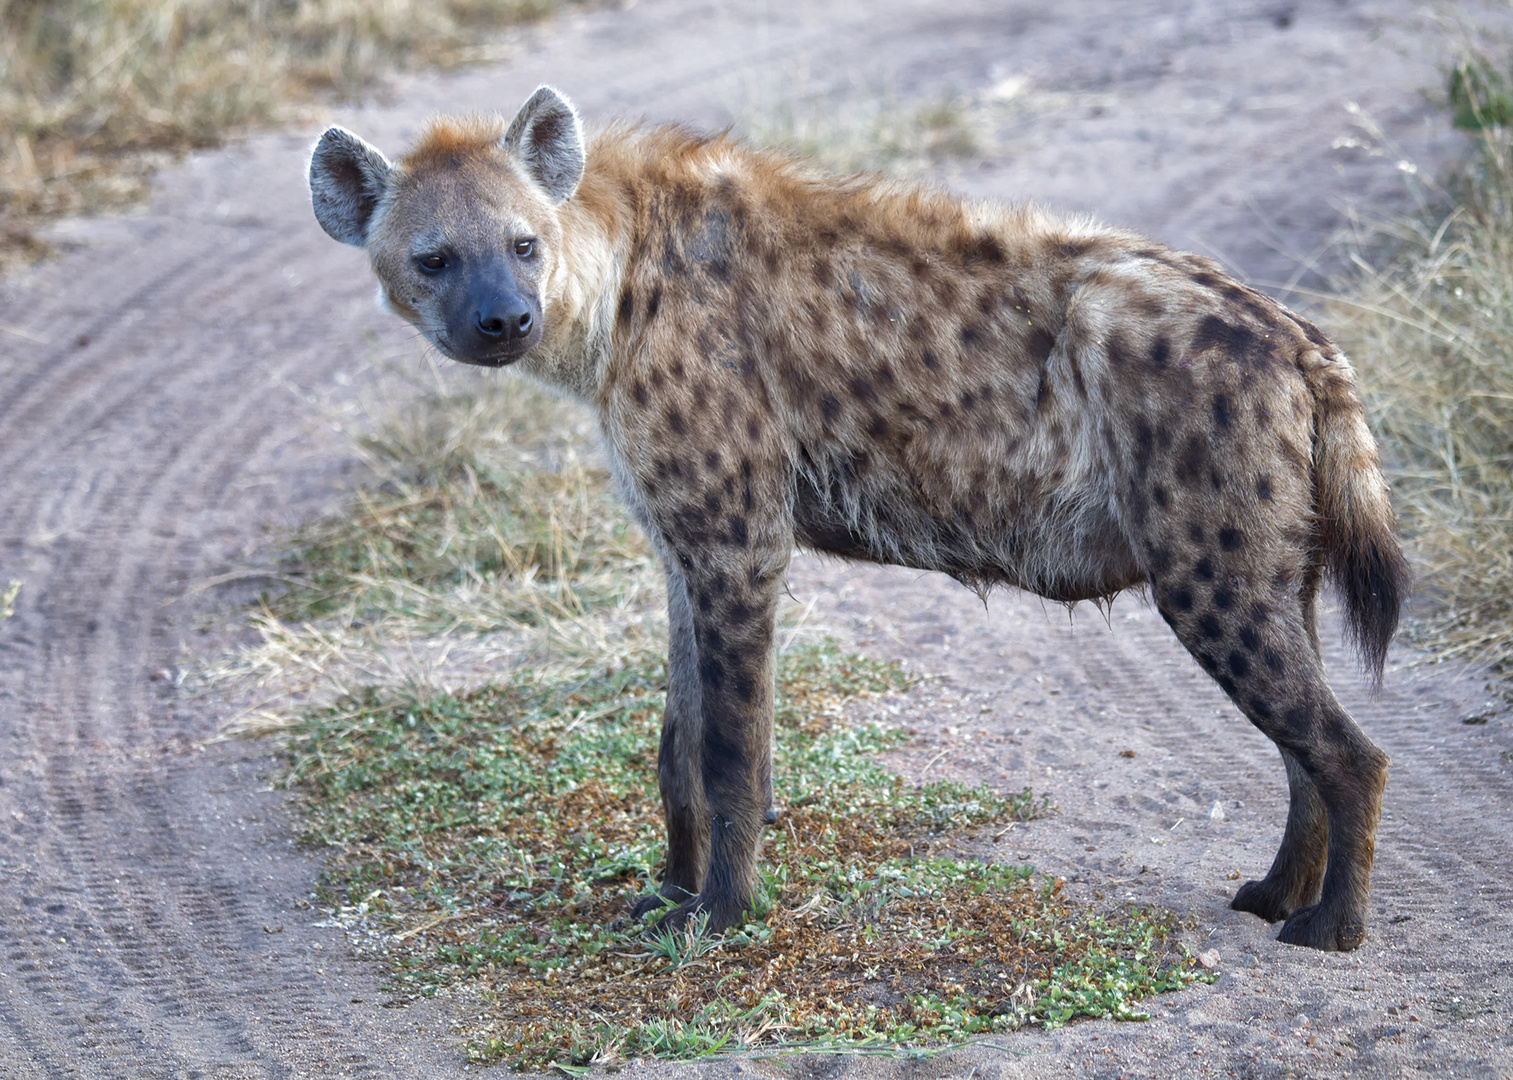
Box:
[514,239,535,258]
[418,254,448,273]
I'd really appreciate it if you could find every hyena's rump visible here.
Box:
[307,84,1408,952]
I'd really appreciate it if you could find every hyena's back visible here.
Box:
[610,137,1379,621]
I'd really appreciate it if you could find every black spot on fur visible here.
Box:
[1190,315,1260,357]
[851,377,877,404]
[1256,475,1274,501]
[1213,394,1232,429]
[646,286,661,319]
[965,234,1006,265]
[1239,624,1261,651]
[705,451,722,473]
[729,516,748,547]
[633,381,648,407]
[1169,587,1194,612]
[1152,485,1169,509]
[1219,527,1243,551]
[867,414,890,439]
[1188,523,1204,543]
[1248,697,1273,720]
[1176,435,1208,484]
[1144,542,1173,575]
[734,674,756,704]
[1228,651,1251,679]
[1264,649,1285,674]
[697,591,712,613]
[667,408,686,436]
[617,289,635,327]
[1283,705,1312,736]
[961,325,985,349]
[1149,337,1170,367]
[921,349,939,371]
[1194,557,1214,581]
[820,395,840,422]
[699,654,726,692]
[1213,587,1235,610]
[1217,675,1237,696]
[1134,420,1155,474]
[1028,325,1056,364]
[1199,614,1223,640]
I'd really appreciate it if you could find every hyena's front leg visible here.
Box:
[632,558,707,918]
[652,535,788,934]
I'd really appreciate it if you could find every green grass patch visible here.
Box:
[288,638,1207,1069]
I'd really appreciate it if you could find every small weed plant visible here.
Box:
[289,639,1206,1069]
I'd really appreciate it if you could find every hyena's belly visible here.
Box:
[791,459,1144,603]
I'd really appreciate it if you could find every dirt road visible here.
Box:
[2,1,1511,1076]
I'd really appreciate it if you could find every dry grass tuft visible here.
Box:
[0,0,557,268]
[204,366,664,735]
[1328,44,1513,674]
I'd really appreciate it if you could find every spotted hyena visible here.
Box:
[309,86,1408,952]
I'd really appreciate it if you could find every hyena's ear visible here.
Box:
[502,85,585,204]
[309,127,392,246]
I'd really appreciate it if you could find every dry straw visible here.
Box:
[0,0,556,267]
[1329,42,1513,674]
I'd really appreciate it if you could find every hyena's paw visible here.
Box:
[650,892,745,937]
[1231,877,1303,924]
[1276,903,1367,952]
[630,883,695,920]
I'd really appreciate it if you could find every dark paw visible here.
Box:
[630,884,694,920]
[1276,903,1367,952]
[1230,878,1294,923]
[651,893,743,936]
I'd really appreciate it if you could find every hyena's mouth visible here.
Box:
[431,334,526,368]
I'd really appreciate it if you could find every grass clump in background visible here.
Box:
[211,369,664,734]
[0,0,557,267]
[288,638,1205,1069]
[1330,41,1513,675]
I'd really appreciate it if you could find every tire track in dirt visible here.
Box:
[2,1,1509,1076]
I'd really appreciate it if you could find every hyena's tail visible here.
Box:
[1300,339,1410,685]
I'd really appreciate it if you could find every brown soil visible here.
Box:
[2,1,1511,1076]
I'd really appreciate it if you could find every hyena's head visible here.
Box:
[308,86,585,367]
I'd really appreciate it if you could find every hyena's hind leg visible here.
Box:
[1148,534,1389,951]
[632,557,708,918]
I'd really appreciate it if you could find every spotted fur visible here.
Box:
[309,86,1408,952]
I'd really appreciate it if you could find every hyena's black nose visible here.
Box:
[473,302,532,340]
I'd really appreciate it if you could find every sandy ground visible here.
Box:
[2,1,1512,1076]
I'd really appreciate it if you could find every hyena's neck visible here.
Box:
[524,133,650,403]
